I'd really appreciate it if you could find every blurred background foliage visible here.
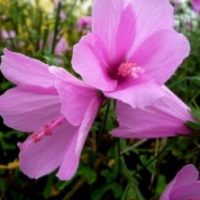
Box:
[0,0,200,199]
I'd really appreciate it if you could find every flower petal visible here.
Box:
[129,0,174,53]
[171,164,199,191]
[170,182,200,200]
[1,49,54,87]
[104,82,165,109]
[57,96,101,180]
[72,33,117,91]
[55,38,69,55]
[0,86,60,132]
[50,66,102,126]
[92,0,135,65]
[192,0,200,12]
[129,28,190,85]
[160,164,199,200]
[111,86,193,138]
[19,118,78,179]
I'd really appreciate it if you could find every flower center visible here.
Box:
[17,116,65,150]
[118,62,145,78]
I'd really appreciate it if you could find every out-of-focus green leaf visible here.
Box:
[92,182,122,200]
[121,184,145,200]
[191,108,200,121]
[43,173,55,199]
[77,167,97,184]
[155,175,166,195]
[185,121,200,131]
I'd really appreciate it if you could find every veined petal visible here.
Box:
[129,28,190,85]
[111,86,193,138]
[50,66,102,126]
[0,86,60,132]
[1,49,55,87]
[72,33,117,91]
[19,95,101,180]
[57,96,101,180]
[92,0,135,65]
[104,82,165,109]
[19,118,78,179]
[129,0,174,53]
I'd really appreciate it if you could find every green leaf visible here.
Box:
[191,76,200,86]
[56,179,71,191]
[185,121,200,131]
[77,167,97,184]
[92,182,122,200]
[155,175,166,195]
[191,108,200,121]
[121,184,145,200]
[101,169,115,181]
[139,155,156,174]
[43,173,55,199]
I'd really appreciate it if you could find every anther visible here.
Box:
[118,62,145,78]
[44,125,52,136]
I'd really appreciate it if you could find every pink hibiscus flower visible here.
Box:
[0,0,193,182]
[0,49,102,180]
[72,0,190,109]
[111,86,194,138]
[160,164,200,200]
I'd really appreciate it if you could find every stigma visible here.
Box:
[118,62,145,78]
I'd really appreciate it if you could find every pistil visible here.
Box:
[17,116,65,150]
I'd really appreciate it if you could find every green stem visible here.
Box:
[98,101,111,144]
[120,156,135,184]
[92,101,111,165]
[41,27,49,53]
[121,139,148,154]
[52,2,61,53]
[35,10,43,52]
[132,137,176,177]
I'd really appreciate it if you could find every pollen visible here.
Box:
[118,62,145,78]
[18,116,65,150]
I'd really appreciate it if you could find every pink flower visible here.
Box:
[191,0,200,12]
[72,0,190,109]
[39,34,71,54]
[77,16,92,33]
[39,34,71,64]
[0,49,101,180]
[53,37,71,64]
[1,30,16,39]
[54,37,71,55]
[160,164,200,200]
[111,86,194,138]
